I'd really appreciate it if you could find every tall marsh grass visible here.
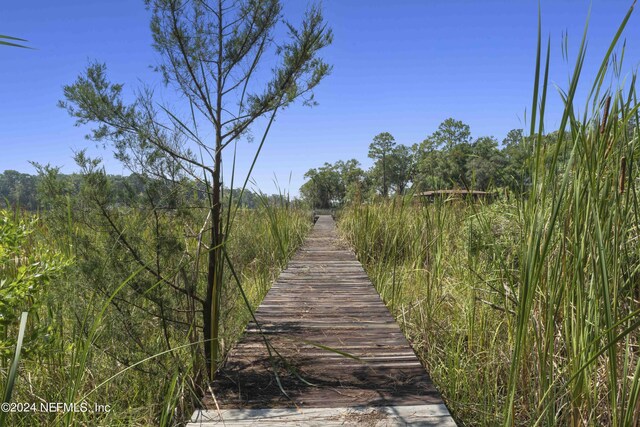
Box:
[341,199,518,424]
[0,203,310,426]
[341,5,640,425]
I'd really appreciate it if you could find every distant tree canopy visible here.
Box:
[300,118,538,206]
[368,132,396,197]
[0,168,270,211]
[0,170,38,210]
[300,159,366,209]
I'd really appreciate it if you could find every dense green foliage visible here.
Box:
[368,132,397,197]
[0,173,311,425]
[300,159,367,209]
[0,171,39,211]
[300,121,531,208]
[0,211,70,360]
[0,169,276,212]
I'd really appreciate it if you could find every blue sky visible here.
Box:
[1,1,639,195]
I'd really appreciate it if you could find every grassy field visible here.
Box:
[340,186,640,425]
[339,199,513,424]
[0,203,311,426]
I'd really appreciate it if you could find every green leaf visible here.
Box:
[0,312,28,427]
[0,35,31,49]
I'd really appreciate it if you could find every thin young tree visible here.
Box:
[60,0,332,381]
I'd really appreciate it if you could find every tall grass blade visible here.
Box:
[0,312,28,427]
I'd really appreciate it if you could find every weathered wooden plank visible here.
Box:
[191,404,456,426]
[187,215,455,426]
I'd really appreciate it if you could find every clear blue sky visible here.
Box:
[1,1,639,195]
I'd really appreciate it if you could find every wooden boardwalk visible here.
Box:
[189,216,455,426]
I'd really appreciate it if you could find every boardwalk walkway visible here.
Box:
[189,216,456,426]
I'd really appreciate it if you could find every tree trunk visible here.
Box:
[383,152,387,197]
[202,0,226,383]
[206,146,223,381]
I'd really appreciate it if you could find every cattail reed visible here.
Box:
[601,95,611,134]
[619,155,626,194]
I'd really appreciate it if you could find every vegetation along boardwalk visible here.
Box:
[189,216,456,426]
